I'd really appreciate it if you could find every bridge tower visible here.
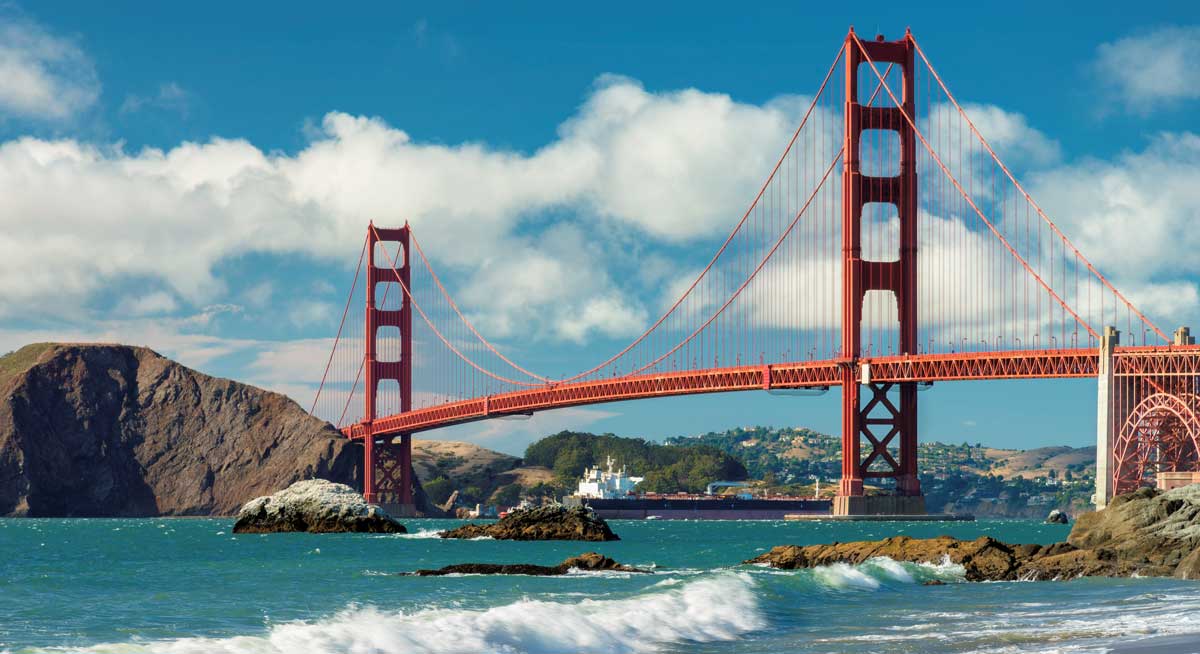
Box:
[835,30,925,515]
[363,223,417,517]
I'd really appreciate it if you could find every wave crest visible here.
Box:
[49,573,763,654]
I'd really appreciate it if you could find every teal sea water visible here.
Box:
[2,518,1199,653]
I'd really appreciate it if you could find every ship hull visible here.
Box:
[565,496,831,520]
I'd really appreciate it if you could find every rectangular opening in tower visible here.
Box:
[861,289,900,357]
[858,129,901,178]
[861,202,900,262]
[375,378,402,417]
[856,62,905,106]
[373,241,406,268]
[376,325,401,363]
[374,281,404,311]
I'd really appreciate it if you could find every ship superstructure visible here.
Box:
[564,456,831,519]
[575,457,644,499]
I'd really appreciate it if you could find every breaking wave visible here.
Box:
[749,555,966,590]
[31,573,763,654]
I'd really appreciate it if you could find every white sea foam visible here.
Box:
[395,528,444,539]
[812,562,882,589]
[41,573,763,654]
[759,556,967,590]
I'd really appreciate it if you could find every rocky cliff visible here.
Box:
[0,343,361,517]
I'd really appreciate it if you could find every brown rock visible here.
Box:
[410,552,644,576]
[0,343,363,516]
[745,535,1027,581]
[440,505,619,541]
[747,485,1200,582]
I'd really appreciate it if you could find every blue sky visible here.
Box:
[0,2,1197,455]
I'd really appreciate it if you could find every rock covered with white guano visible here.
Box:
[232,479,406,533]
[1045,509,1069,524]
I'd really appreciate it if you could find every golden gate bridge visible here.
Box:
[310,29,1200,516]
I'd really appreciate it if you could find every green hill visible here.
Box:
[523,431,748,494]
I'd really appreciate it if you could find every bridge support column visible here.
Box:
[367,434,417,517]
[363,222,417,517]
[1094,326,1118,509]
[834,30,925,516]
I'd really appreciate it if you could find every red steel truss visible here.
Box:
[341,347,1143,439]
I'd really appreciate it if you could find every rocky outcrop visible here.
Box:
[747,485,1200,581]
[746,535,1038,581]
[440,505,619,541]
[0,343,362,516]
[232,479,405,533]
[1045,509,1069,524]
[409,552,645,576]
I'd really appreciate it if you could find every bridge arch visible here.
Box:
[1113,392,1200,495]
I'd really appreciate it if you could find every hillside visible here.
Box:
[0,343,364,516]
[411,438,554,508]
[668,426,1097,517]
[524,431,747,494]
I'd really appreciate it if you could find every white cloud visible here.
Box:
[120,81,189,117]
[0,11,98,120]
[241,281,275,308]
[287,299,335,327]
[1095,26,1200,114]
[1028,132,1200,327]
[931,102,1061,168]
[117,290,179,316]
[0,79,811,344]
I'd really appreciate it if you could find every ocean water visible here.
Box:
[2,517,1199,653]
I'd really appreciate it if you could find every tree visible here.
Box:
[490,484,522,507]
[422,477,456,505]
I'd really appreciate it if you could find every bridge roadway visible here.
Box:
[343,346,1200,440]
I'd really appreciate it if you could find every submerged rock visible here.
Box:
[1045,509,1070,524]
[748,486,1200,581]
[440,504,618,541]
[409,552,646,576]
[232,479,406,534]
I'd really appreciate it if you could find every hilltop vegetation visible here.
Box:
[524,431,748,494]
[411,439,555,509]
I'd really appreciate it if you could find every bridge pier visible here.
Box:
[364,433,417,517]
[1094,327,1119,509]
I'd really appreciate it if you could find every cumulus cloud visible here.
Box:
[1095,25,1200,114]
[1028,132,1200,326]
[0,77,815,345]
[0,11,98,120]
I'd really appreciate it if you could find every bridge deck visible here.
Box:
[342,347,1172,438]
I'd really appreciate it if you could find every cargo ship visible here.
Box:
[561,457,831,519]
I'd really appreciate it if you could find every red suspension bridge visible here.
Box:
[310,30,1200,516]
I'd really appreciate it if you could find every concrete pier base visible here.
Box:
[833,494,926,516]
[379,502,419,518]
[1094,326,1118,510]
